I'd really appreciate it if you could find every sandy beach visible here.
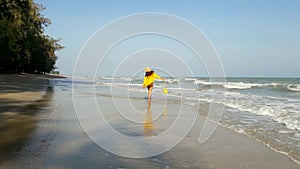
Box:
[0,75,299,169]
[0,74,61,167]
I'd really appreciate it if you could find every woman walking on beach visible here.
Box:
[142,67,164,104]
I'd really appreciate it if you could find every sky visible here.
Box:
[35,0,300,77]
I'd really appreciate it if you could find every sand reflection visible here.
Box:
[144,104,154,137]
[144,104,168,137]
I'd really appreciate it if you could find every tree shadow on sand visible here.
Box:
[0,75,54,164]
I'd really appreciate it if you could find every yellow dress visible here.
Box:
[143,72,161,87]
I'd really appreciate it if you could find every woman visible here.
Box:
[142,67,164,103]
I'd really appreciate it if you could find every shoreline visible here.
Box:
[20,72,67,79]
[218,121,300,166]
[61,89,300,168]
[1,75,300,168]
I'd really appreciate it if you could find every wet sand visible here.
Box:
[1,76,300,169]
[0,74,60,167]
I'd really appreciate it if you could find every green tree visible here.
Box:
[0,0,63,73]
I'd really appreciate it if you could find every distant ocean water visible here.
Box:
[55,76,300,164]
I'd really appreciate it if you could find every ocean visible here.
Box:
[58,76,300,164]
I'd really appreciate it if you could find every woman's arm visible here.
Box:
[154,73,165,80]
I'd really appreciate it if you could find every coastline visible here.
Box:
[0,75,299,168]
[44,87,300,169]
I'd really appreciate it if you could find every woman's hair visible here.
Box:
[145,70,154,77]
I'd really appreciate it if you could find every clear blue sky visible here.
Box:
[36,0,300,77]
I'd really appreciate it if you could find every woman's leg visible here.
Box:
[147,85,153,103]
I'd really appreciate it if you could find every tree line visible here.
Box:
[0,0,63,74]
